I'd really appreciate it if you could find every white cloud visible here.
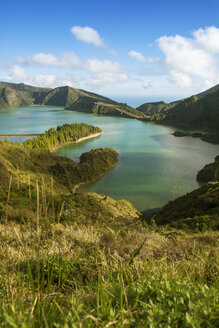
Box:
[33,74,58,87]
[87,72,128,88]
[0,65,29,84]
[9,66,29,82]
[85,59,128,87]
[194,26,219,53]
[129,50,155,63]
[86,59,123,74]
[32,73,84,88]
[168,71,192,88]
[157,26,219,88]
[71,26,105,47]
[60,73,83,87]
[30,52,81,68]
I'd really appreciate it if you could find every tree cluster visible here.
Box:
[23,123,102,151]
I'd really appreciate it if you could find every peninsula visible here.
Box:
[23,123,102,152]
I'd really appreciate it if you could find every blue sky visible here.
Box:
[1,0,219,106]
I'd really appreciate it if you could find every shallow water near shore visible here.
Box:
[0,105,218,211]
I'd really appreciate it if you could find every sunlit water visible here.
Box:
[0,106,218,211]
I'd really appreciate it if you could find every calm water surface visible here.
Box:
[0,106,218,211]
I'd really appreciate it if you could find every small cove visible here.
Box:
[0,105,218,211]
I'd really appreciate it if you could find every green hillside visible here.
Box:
[0,82,147,119]
[44,85,147,119]
[0,82,51,109]
[158,91,219,130]
[146,156,219,231]
[197,155,219,182]
[136,100,180,116]
[149,182,219,230]
[2,81,219,126]
[138,84,219,130]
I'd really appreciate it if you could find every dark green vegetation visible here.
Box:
[172,130,219,144]
[0,82,50,109]
[0,82,146,119]
[145,151,219,231]
[197,155,219,182]
[137,100,180,116]
[23,123,102,152]
[172,130,189,137]
[138,84,219,130]
[149,182,219,230]
[44,85,146,118]
[0,140,139,224]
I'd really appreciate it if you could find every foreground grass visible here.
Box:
[0,213,218,327]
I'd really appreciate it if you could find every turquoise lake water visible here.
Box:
[0,106,218,211]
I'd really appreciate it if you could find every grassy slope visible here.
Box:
[0,197,218,327]
[158,92,219,130]
[138,84,219,130]
[0,82,147,119]
[0,141,138,221]
[0,142,218,326]
[0,82,51,109]
[46,86,147,119]
[136,100,180,116]
[149,182,219,230]
[197,156,219,182]
[146,155,219,231]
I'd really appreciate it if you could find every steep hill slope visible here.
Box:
[147,157,219,230]
[150,182,219,230]
[42,85,117,107]
[138,84,219,130]
[0,82,147,119]
[197,155,219,182]
[0,82,51,109]
[43,85,146,119]
[158,91,219,130]
[136,100,180,116]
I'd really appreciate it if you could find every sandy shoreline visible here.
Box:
[51,132,103,152]
[75,132,103,143]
